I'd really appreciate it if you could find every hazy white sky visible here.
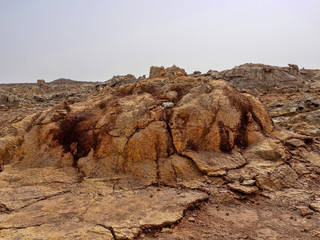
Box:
[0,0,319,83]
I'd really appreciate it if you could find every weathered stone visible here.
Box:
[37,79,47,88]
[182,151,246,176]
[243,139,286,162]
[0,222,114,240]
[296,206,314,216]
[0,184,207,239]
[228,182,259,194]
[309,200,320,212]
[285,138,306,148]
[242,179,256,186]
[162,101,174,108]
[149,65,187,79]
[204,63,305,93]
[255,165,299,191]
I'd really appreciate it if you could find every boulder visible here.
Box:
[2,66,276,187]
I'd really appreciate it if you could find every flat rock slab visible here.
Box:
[0,222,114,240]
[182,151,246,176]
[0,186,208,240]
[84,187,208,238]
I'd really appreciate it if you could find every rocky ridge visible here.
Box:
[191,63,320,137]
[0,65,320,239]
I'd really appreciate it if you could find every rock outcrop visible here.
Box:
[2,66,275,186]
[203,63,307,93]
[1,65,320,239]
[96,74,146,90]
[0,81,96,109]
[193,63,320,137]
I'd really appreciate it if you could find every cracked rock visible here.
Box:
[228,182,259,194]
[309,200,320,212]
[1,65,320,239]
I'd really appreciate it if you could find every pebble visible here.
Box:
[241,179,256,186]
[162,102,174,108]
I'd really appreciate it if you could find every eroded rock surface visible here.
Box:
[198,63,320,137]
[1,66,275,186]
[1,65,320,239]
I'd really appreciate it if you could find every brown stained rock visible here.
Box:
[228,182,259,194]
[243,139,287,162]
[0,186,208,240]
[182,151,246,176]
[309,200,320,212]
[159,154,204,187]
[170,81,272,154]
[255,165,299,191]
[122,121,174,185]
[149,65,187,79]
[296,206,314,216]
[285,138,306,148]
[242,179,256,186]
[84,187,207,239]
[0,166,78,188]
[0,222,114,240]
[1,66,275,187]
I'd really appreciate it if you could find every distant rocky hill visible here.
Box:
[0,79,97,110]
[49,78,95,85]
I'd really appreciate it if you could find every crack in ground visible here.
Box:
[96,224,117,240]
[0,203,10,213]
[0,223,45,231]
[177,153,208,176]
[78,197,98,221]
[135,193,209,239]
[10,190,71,212]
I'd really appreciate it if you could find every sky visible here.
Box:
[0,0,319,83]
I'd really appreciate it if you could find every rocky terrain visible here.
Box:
[0,79,97,110]
[0,64,320,239]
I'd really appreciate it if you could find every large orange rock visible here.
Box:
[3,66,276,187]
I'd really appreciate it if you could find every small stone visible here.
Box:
[228,182,259,194]
[290,107,296,113]
[7,95,16,103]
[176,178,183,182]
[162,102,174,108]
[296,206,314,216]
[303,227,310,232]
[188,217,195,222]
[161,227,173,233]
[309,201,320,212]
[241,179,256,186]
[286,138,306,148]
[208,170,227,177]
